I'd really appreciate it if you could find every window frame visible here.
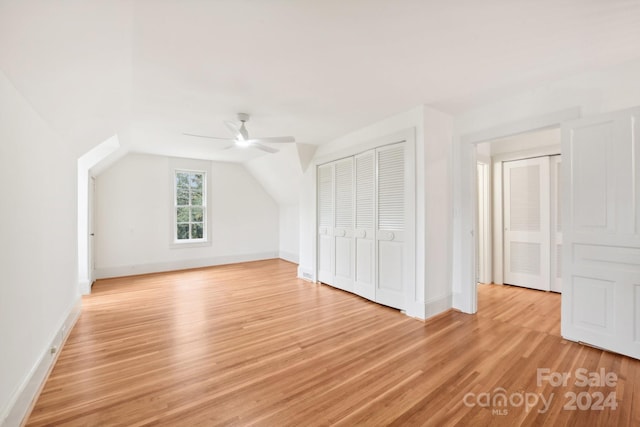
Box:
[172,168,208,245]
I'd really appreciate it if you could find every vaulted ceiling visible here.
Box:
[2,0,640,166]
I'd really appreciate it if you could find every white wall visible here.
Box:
[0,70,81,425]
[279,204,299,263]
[94,153,279,278]
[423,107,454,315]
[244,144,311,266]
[244,145,303,206]
[298,105,453,319]
[451,57,640,313]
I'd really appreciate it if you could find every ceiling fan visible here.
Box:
[183,113,295,153]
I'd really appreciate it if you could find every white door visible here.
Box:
[550,155,562,293]
[503,157,551,291]
[333,158,354,292]
[376,143,405,309]
[317,163,334,285]
[561,108,640,359]
[354,150,376,300]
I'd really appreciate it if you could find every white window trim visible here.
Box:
[171,167,211,248]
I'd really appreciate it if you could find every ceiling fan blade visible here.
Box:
[224,121,244,140]
[246,136,295,144]
[183,132,232,140]
[250,142,279,154]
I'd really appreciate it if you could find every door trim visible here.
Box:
[476,159,491,284]
[456,107,581,314]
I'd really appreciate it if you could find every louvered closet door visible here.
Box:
[317,163,334,284]
[550,155,562,293]
[353,151,376,300]
[333,158,355,292]
[376,143,405,309]
[503,157,551,291]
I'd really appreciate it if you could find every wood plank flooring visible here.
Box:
[26,260,640,426]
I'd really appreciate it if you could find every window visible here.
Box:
[174,170,206,242]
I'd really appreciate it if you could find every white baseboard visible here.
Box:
[78,279,92,295]
[405,294,453,321]
[452,291,476,314]
[404,300,426,320]
[425,294,453,319]
[94,252,279,279]
[278,251,299,264]
[1,298,82,427]
[297,266,315,282]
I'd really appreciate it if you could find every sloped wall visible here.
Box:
[0,70,81,426]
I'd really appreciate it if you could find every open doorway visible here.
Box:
[475,127,561,295]
[460,107,639,359]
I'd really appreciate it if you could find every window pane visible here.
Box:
[177,207,190,222]
[176,172,189,189]
[177,187,189,205]
[189,173,203,190]
[177,224,189,240]
[191,190,203,206]
[192,223,203,239]
[174,170,206,242]
[191,207,203,222]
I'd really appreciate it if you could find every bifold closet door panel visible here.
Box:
[317,142,406,310]
[317,163,334,285]
[354,151,376,301]
[333,158,355,292]
[503,157,551,291]
[376,143,405,309]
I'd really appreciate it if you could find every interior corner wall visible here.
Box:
[279,204,299,264]
[423,107,454,317]
[94,153,279,278]
[450,57,640,314]
[0,70,80,425]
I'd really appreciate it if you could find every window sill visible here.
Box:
[170,239,211,249]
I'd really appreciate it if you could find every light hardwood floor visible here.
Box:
[26,260,639,426]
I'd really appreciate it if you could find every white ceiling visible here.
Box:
[2,0,640,164]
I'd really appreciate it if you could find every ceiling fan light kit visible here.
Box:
[183,113,295,154]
